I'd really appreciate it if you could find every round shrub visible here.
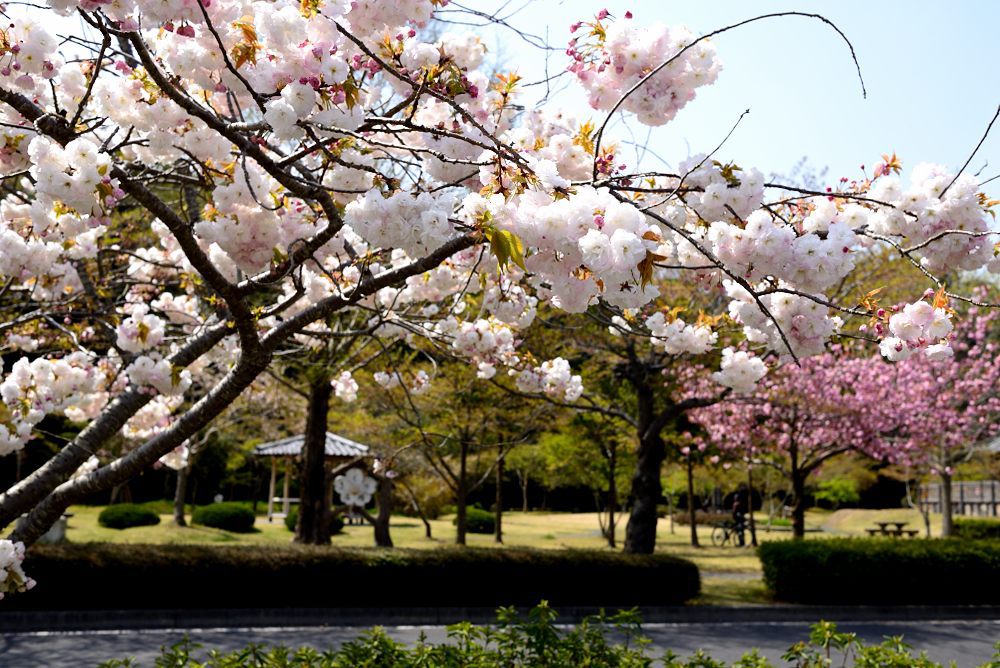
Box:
[283,507,345,535]
[98,504,161,530]
[192,502,256,533]
[457,506,495,534]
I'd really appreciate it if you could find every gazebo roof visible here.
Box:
[253,432,370,459]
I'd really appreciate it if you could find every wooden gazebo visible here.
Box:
[253,432,370,521]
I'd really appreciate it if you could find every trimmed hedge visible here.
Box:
[953,517,1000,540]
[15,544,700,610]
[461,506,496,534]
[759,538,1000,604]
[192,502,256,533]
[97,504,161,530]
[283,507,345,535]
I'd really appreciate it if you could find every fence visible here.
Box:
[919,480,1000,516]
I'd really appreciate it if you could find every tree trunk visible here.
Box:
[374,476,393,547]
[940,470,954,537]
[455,440,468,545]
[173,465,188,527]
[747,464,758,547]
[494,448,504,544]
[520,472,529,512]
[791,466,807,540]
[606,445,617,548]
[624,430,666,554]
[295,377,332,545]
[686,454,699,547]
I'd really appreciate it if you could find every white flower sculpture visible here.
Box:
[334,468,377,507]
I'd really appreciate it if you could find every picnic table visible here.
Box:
[865,521,919,537]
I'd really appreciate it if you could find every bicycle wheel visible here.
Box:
[711,525,727,546]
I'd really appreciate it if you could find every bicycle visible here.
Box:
[711,520,737,546]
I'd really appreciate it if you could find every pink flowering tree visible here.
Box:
[0,1,997,594]
[691,352,897,538]
[878,304,1000,536]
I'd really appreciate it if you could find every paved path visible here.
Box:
[1,619,998,667]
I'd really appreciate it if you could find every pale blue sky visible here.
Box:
[458,0,1000,195]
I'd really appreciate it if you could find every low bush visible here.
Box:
[99,615,985,668]
[283,508,345,535]
[17,544,699,610]
[759,538,1000,604]
[459,506,495,534]
[191,502,256,533]
[97,504,161,530]
[669,510,731,526]
[953,517,1000,540]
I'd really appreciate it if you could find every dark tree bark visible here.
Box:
[685,454,699,547]
[519,472,529,512]
[790,448,807,540]
[373,476,393,547]
[747,465,758,547]
[624,430,666,554]
[624,347,667,555]
[940,470,954,537]
[494,447,504,544]
[295,376,332,545]
[606,443,617,548]
[173,465,188,527]
[455,440,469,545]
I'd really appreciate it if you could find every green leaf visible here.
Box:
[484,228,527,273]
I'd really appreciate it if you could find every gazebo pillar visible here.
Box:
[282,456,292,516]
[267,458,278,522]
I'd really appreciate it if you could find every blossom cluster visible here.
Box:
[726,281,840,360]
[709,212,860,293]
[506,187,663,312]
[567,12,720,126]
[868,163,996,273]
[711,347,767,394]
[158,443,189,471]
[346,189,459,258]
[645,312,717,355]
[126,355,192,397]
[514,357,584,402]
[0,541,34,600]
[878,298,954,362]
[0,354,102,455]
[332,371,359,402]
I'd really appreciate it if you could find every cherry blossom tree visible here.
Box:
[691,352,897,538]
[878,303,1000,536]
[0,0,998,595]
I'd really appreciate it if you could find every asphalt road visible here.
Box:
[1,620,998,667]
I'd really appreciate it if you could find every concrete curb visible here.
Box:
[3,605,1000,633]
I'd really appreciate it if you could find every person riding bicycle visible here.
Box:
[732,498,746,547]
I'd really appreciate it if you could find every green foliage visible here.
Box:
[99,616,999,667]
[813,477,860,509]
[19,544,699,610]
[459,506,496,534]
[759,538,1000,604]
[953,517,1000,540]
[192,502,256,533]
[670,510,731,526]
[283,508,345,535]
[97,504,161,530]
[394,473,452,520]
